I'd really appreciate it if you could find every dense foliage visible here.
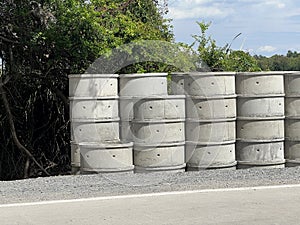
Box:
[191,21,260,72]
[255,51,300,71]
[0,0,172,180]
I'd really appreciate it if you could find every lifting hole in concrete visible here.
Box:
[256,149,260,152]
[211,82,214,85]
[180,82,184,86]
[225,105,228,108]
[108,105,111,108]
[82,106,86,109]
[110,83,113,86]
[199,106,202,109]
[112,155,116,158]
[156,130,160,133]
[207,152,211,155]
[149,106,153,110]
[256,81,260,85]
[86,155,90,158]
[157,154,160,157]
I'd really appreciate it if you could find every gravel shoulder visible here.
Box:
[1,167,300,204]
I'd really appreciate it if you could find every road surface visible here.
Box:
[1,184,300,225]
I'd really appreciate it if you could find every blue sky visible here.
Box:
[165,0,300,56]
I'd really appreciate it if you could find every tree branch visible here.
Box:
[0,82,50,176]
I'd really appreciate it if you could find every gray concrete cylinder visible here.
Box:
[236,72,284,96]
[186,96,236,120]
[71,119,120,143]
[69,74,118,97]
[170,73,186,95]
[70,97,119,120]
[70,142,80,175]
[185,72,236,97]
[186,119,236,144]
[236,72,285,169]
[285,141,300,166]
[133,96,185,121]
[186,141,236,170]
[132,119,185,144]
[133,142,185,172]
[284,72,300,166]
[285,97,300,118]
[236,141,285,169]
[285,119,300,141]
[237,96,284,118]
[284,71,300,96]
[80,141,134,173]
[237,118,284,141]
[119,73,168,97]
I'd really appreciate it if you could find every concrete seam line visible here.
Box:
[1,184,300,208]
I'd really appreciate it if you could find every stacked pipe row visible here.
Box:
[235,72,285,169]
[69,74,134,174]
[69,71,300,173]
[285,72,300,166]
[119,73,186,172]
[171,72,237,170]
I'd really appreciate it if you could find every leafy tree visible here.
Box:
[191,21,260,72]
[0,0,173,180]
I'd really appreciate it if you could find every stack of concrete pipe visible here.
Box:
[284,71,300,166]
[171,72,237,170]
[236,72,285,169]
[119,73,186,172]
[69,74,134,174]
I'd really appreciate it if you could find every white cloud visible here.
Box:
[264,0,286,8]
[168,6,232,19]
[258,45,277,53]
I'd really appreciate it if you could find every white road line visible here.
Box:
[1,183,300,208]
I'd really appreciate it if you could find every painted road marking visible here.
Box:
[1,183,300,208]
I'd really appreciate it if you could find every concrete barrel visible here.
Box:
[70,97,119,120]
[186,96,236,120]
[132,119,185,145]
[186,141,236,170]
[184,72,236,97]
[134,142,186,172]
[186,118,236,144]
[236,72,285,169]
[174,72,237,170]
[69,74,118,97]
[128,95,186,173]
[236,141,285,169]
[70,142,81,174]
[284,72,300,166]
[71,118,120,143]
[237,96,284,118]
[285,141,300,166]
[119,73,168,97]
[170,73,186,95]
[80,141,134,173]
[133,96,185,121]
[119,73,169,142]
[236,71,284,96]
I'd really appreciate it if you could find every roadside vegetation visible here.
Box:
[0,0,297,180]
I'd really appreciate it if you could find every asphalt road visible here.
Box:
[2,167,300,224]
[1,185,300,225]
